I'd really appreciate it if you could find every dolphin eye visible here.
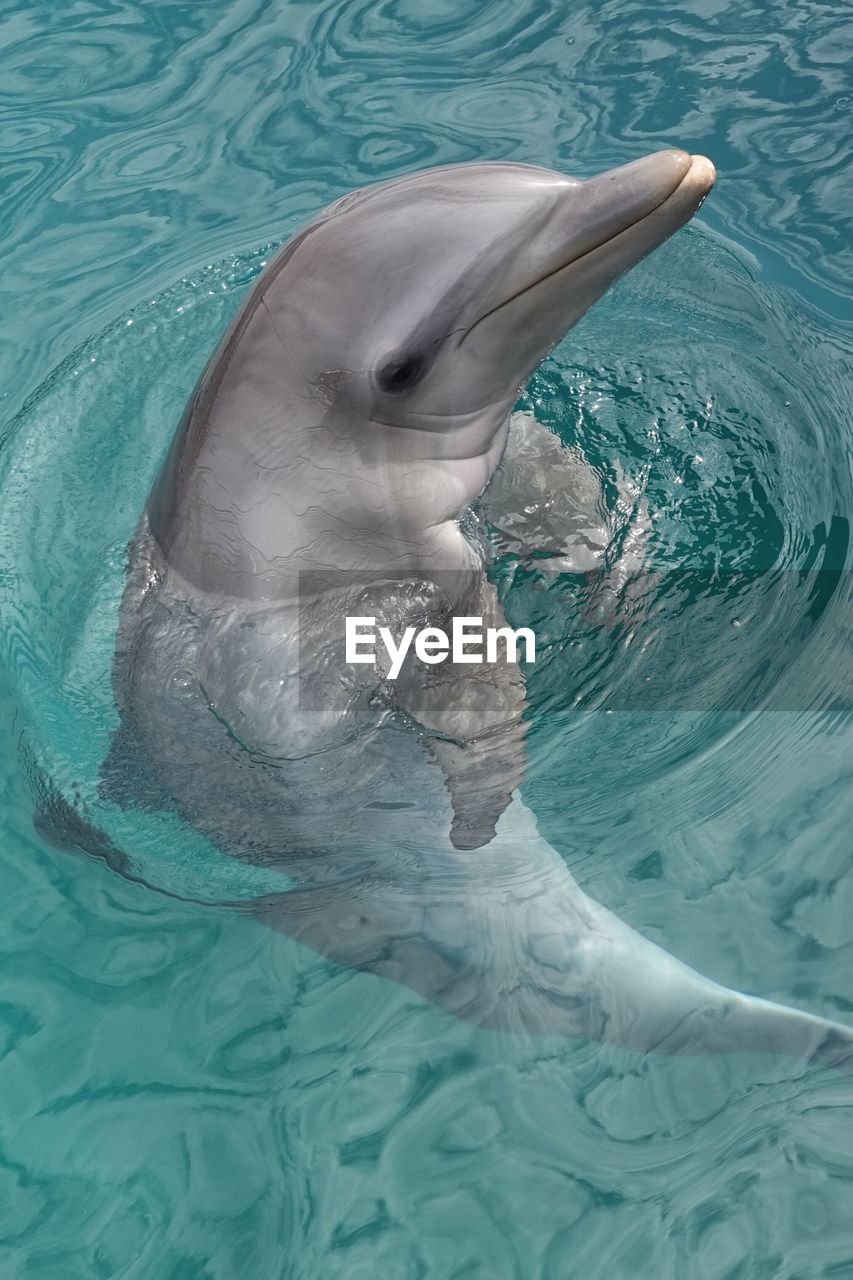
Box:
[376,352,426,394]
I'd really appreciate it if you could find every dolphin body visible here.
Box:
[96,151,853,1067]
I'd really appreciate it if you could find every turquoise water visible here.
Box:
[1,1,852,1275]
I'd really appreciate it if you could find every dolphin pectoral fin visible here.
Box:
[392,579,529,849]
[426,723,527,850]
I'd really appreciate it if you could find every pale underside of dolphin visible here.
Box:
[44,150,852,1071]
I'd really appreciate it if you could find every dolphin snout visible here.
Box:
[462,149,717,355]
[681,153,717,195]
[575,149,716,254]
[661,151,717,202]
[617,149,716,196]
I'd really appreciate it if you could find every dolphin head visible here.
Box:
[262,151,716,432]
[150,152,715,594]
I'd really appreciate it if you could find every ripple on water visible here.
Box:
[2,0,853,1274]
[1,216,846,904]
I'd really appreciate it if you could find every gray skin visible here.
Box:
[103,151,853,1067]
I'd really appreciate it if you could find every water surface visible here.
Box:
[1,1,852,1276]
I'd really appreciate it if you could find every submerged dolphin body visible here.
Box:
[97,152,853,1067]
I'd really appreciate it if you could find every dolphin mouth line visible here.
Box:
[460,154,716,347]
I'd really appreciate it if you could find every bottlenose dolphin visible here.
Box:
[86,151,852,1066]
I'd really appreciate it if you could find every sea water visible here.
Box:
[1,1,851,1276]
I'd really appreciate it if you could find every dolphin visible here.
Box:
[83,150,852,1067]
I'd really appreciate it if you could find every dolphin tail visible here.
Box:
[479,802,853,1071]
[581,901,853,1072]
[686,986,853,1074]
[259,797,853,1074]
[751,1001,853,1074]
